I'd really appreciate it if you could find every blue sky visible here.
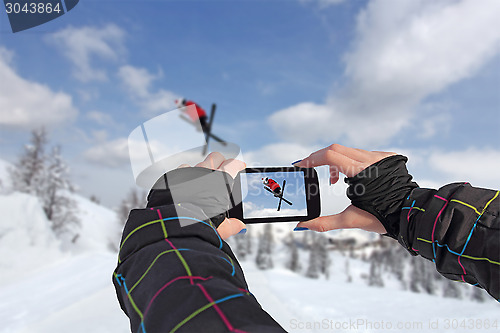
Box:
[1,0,499,208]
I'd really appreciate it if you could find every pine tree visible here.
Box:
[368,252,384,287]
[317,234,331,279]
[10,128,47,194]
[256,224,274,270]
[422,261,436,295]
[389,247,406,289]
[244,226,252,255]
[89,195,100,204]
[443,280,462,299]
[301,230,311,249]
[285,232,301,273]
[234,232,247,260]
[345,259,352,283]
[117,188,145,224]
[471,286,485,302]
[9,130,80,241]
[409,256,422,293]
[305,233,320,279]
[42,146,80,240]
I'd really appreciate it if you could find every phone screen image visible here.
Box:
[240,171,308,219]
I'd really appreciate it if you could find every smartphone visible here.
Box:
[228,167,321,223]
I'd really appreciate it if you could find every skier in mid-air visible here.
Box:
[262,177,281,195]
[175,98,209,132]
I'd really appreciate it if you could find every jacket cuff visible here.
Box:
[344,155,419,239]
[146,167,235,228]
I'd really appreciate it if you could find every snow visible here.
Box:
[1,252,128,333]
[0,159,498,333]
[68,193,122,253]
[239,252,500,333]
[0,192,64,285]
[0,159,13,190]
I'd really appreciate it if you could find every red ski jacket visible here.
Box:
[185,101,207,122]
[267,179,280,193]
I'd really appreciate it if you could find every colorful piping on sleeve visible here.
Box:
[114,208,249,333]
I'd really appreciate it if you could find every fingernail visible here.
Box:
[291,159,302,165]
[238,228,247,234]
[293,227,309,231]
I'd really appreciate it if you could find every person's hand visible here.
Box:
[177,152,247,240]
[293,144,396,234]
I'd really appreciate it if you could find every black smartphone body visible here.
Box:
[228,167,321,223]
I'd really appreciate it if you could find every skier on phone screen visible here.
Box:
[263,177,281,195]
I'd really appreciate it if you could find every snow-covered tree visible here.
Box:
[10,128,47,194]
[345,259,352,283]
[409,256,422,293]
[117,188,145,224]
[9,130,80,241]
[234,232,248,260]
[256,224,274,270]
[42,146,80,240]
[305,233,320,279]
[443,279,462,299]
[471,286,486,302]
[285,232,301,273]
[89,195,100,204]
[367,252,384,287]
[389,247,406,289]
[244,226,253,255]
[422,262,437,295]
[317,234,331,279]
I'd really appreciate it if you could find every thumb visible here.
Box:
[294,205,387,234]
[217,218,247,240]
[295,211,352,232]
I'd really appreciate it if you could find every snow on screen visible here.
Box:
[242,171,307,219]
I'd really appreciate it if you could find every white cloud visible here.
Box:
[83,138,130,168]
[271,0,500,146]
[47,24,126,82]
[428,148,500,189]
[86,111,114,126]
[383,146,500,191]
[244,141,321,166]
[118,65,179,116]
[0,48,78,130]
[90,129,109,142]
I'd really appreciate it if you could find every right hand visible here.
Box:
[177,152,247,240]
[293,144,396,234]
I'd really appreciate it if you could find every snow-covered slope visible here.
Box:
[0,159,13,190]
[68,193,122,253]
[0,158,127,332]
[0,192,64,285]
[0,158,498,333]
[241,257,500,333]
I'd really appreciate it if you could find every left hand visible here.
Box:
[177,152,247,240]
[293,144,392,234]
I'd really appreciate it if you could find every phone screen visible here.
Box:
[240,170,308,219]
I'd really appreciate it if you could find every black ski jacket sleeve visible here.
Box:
[346,155,500,300]
[112,169,286,333]
[398,182,500,300]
